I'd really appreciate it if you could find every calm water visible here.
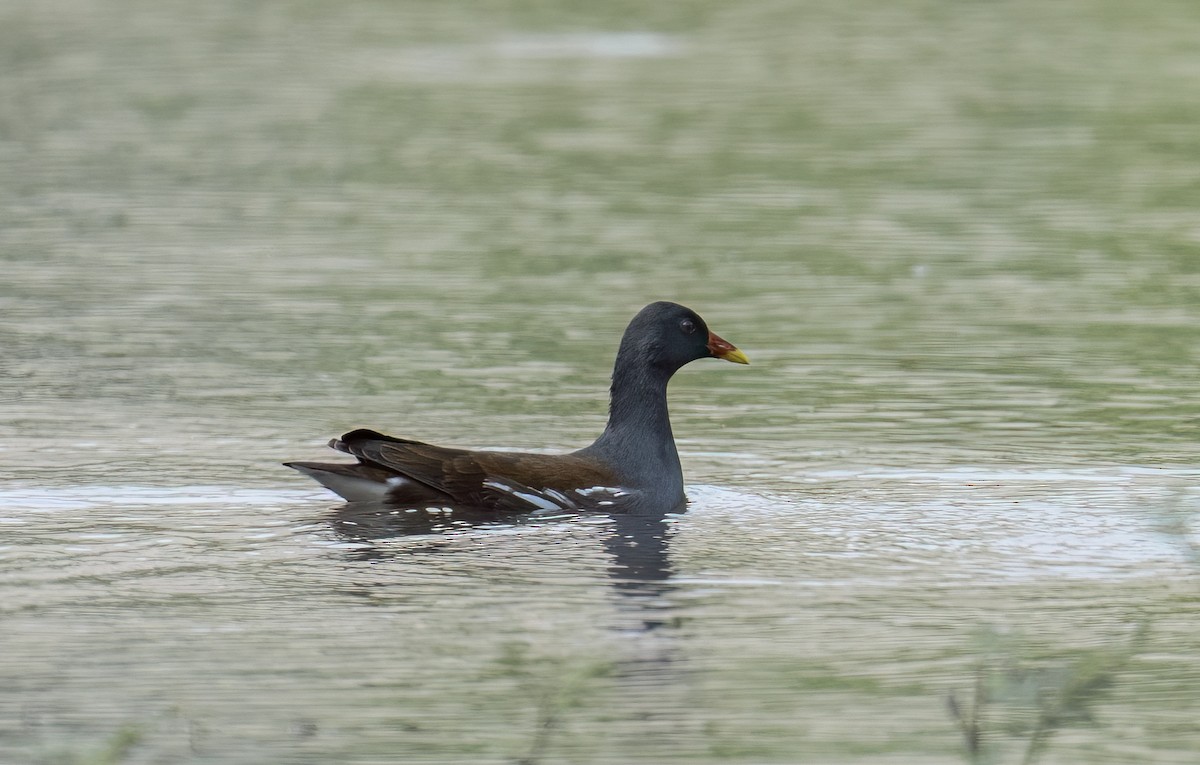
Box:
[3,1,1200,763]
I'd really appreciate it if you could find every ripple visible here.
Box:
[0,486,317,514]
[684,472,1196,582]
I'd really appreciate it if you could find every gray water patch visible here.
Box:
[493,32,684,59]
[355,32,684,84]
[683,477,1198,583]
[0,486,316,513]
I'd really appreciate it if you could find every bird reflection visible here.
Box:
[325,498,687,695]
[325,499,684,635]
[328,502,524,557]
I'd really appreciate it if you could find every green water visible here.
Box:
[3,1,1200,762]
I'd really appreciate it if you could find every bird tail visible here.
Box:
[283,461,392,502]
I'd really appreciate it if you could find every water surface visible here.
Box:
[3,1,1200,762]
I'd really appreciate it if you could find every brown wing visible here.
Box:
[335,429,620,511]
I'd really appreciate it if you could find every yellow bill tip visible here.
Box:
[719,347,750,365]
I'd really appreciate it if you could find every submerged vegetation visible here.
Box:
[950,624,1149,765]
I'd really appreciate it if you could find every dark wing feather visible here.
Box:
[334,429,620,510]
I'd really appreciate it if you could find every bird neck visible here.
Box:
[588,354,683,494]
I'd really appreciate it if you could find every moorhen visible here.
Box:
[285,301,748,512]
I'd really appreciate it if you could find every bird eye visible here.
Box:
[680,319,696,335]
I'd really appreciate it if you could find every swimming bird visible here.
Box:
[285,301,748,512]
